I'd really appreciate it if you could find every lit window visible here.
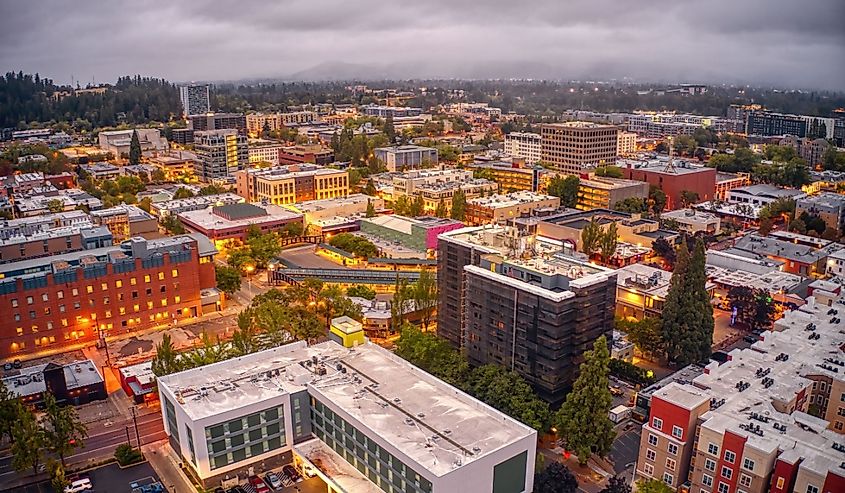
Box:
[86,286,93,294]
[171,269,179,278]
[652,417,663,430]
[158,272,165,281]
[144,275,151,283]
[174,295,181,304]
[15,328,23,336]
[11,299,18,308]
[26,296,34,304]
[42,293,49,302]
[131,278,137,286]
[116,280,123,288]
[147,302,153,309]
[101,282,108,291]
[161,299,168,307]
[119,307,126,315]
[57,291,64,299]
[134,304,140,312]
[72,288,78,296]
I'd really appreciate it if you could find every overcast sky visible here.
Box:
[1,0,843,90]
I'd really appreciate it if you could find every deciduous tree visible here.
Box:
[533,461,579,493]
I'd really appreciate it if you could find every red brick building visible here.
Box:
[0,234,220,359]
[622,161,716,211]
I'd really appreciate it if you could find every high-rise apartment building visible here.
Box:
[503,132,542,164]
[189,113,247,135]
[179,84,210,117]
[0,235,219,358]
[235,164,348,205]
[194,130,249,182]
[540,122,619,174]
[437,226,617,404]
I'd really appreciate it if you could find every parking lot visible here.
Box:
[9,461,164,493]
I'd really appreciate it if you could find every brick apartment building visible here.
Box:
[0,234,220,358]
[621,159,717,211]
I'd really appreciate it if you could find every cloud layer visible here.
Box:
[1,0,843,89]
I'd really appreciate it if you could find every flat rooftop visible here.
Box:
[730,184,805,198]
[179,203,301,230]
[467,191,558,208]
[3,360,103,398]
[158,341,535,477]
[543,121,617,129]
[733,233,840,264]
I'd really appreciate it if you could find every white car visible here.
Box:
[64,478,93,493]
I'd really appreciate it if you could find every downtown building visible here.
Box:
[190,113,248,135]
[235,164,348,205]
[436,226,617,404]
[179,84,211,117]
[157,334,537,491]
[503,132,542,164]
[539,122,619,174]
[0,234,220,358]
[193,130,249,182]
[634,290,845,493]
[374,145,439,172]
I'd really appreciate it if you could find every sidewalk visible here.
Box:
[144,440,196,493]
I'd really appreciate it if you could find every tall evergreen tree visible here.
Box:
[599,222,618,262]
[661,240,692,364]
[384,115,396,143]
[581,218,602,256]
[685,239,714,361]
[128,129,141,165]
[554,336,615,465]
[11,402,45,475]
[365,199,376,218]
[450,188,467,221]
[434,198,447,218]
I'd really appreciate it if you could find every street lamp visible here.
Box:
[244,264,255,295]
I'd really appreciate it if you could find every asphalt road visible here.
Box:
[0,410,165,487]
[7,461,165,493]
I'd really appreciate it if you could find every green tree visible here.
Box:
[662,239,713,365]
[346,285,377,300]
[468,365,550,431]
[394,325,470,387]
[245,230,282,268]
[215,265,242,295]
[581,218,603,256]
[555,336,615,464]
[160,215,186,235]
[151,168,166,183]
[255,302,293,345]
[616,317,664,356]
[546,175,580,208]
[151,333,181,377]
[410,194,425,217]
[113,443,143,466]
[173,187,194,199]
[232,308,260,356]
[289,306,326,343]
[434,198,447,218]
[595,166,623,178]
[42,392,88,467]
[450,188,467,221]
[129,129,141,165]
[365,199,376,218]
[599,476,631,493]
[599,222,618,262]
[412,269,438,331]
[11,402,45,475]
[46,199,64,213]
[533,462,579,493]
[199,183,227,196]
[636,480,674,493]
[48,459,68,493]
[364,178,377,196]
[391,278,414,329]
[0,381,19,444]
[648,186,667,214]
[613,197,647,214]
[384,114,396,143]
[680,190,700,207]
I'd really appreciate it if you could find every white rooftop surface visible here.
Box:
[178,203,302,230]
[650,382,709,411]
[661,208,719,224]
[3,360,103,398]
[362,214,414,234]
[705,264,803,292]
[294,439,380,493]
[158,341,534,477]
[466,191,558,208]
[154,193,244,212]
[292,193,372,213]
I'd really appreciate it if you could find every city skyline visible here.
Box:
[1,0,844,90]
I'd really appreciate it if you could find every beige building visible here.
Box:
[235,164,348,205]
[465,192,560,225]
[540,122,619,174]
[390,168,498,214]
[617,131,638,157]
[660,209,722,235]
[285,193,384,234]
[577,175,649,211]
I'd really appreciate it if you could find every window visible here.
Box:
[158,272,165,281]
[702,474,713,488]
[172,269,178,278]
[721,466,732,479]
[72,288,78,296]
[672,425,683,439]
[144,275,151,283]
[26,296,33,305]
[718,482,729,493]
[666,458,676,471]
[160,299,167,307]
[130,277,137,286]
[724,450,736,464]
[86,286,93,294]
[806,485,819,493]
[708,443,719,455]
[646,449,656,461]
[662,473,673,486]
[116,280,123,288]
[652,417,663,430]
[643,463,653,477]
[174,295,181,304]
[16,327,23,335]
[41,293,49,302]
[101,282,108,291]
[668,443,678,455]
[648,434,658,446]
[11,299,18,308]
[742,458,754,471]
[739,474,752,488]
[704,458,716,472]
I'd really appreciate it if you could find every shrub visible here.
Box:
[114,443,143,466]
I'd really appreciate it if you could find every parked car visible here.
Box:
[64,478,93,493]
[249,475,270,493]
[226,487,247,493]
[743,335,759,344]
[283,464,302,482]
[609,386,624,396]
[263,472,283,490]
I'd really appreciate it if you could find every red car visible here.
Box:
[248,476,270,493]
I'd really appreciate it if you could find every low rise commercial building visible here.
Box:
[3,359,105,406]
[731,231,842,277]
[827,248,845,278]
[468,161,545,192]
[285,194,383,235]
[727,185,806,208]
[437,226,617,404]
[465,191,560,225]
[796,192,845,234]
[0,234,220,358]
[576,176,649,211]
[362,105,423,118]
[635,292,845,493]
[360,215,463,255]
[148,152,197,180]
[79,162,121,180]
[715,172,751,201]
[779,136,830,168]
[235,164,348,205]
[386,168,497,214]
[0,211,112,264]
[90,205,158,243]
[616,263,714,321]
[98,129,167,158]
[178,202,302,243]
[157,339,537,491]
[278,144,334,166]
[660,209,721,235]
[536,209,678,252]
[617,131,638,157]
[247,141,285,167]
[374,145,439,172]
[503,132,542,164]
[13,186,103,217]
[621,158,717,211]
[150,193,244,218]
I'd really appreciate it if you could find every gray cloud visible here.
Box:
[0,0,842,90]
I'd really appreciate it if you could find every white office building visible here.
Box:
[158,339,537,492]
[503,132,542,164]
[180,84,211,117]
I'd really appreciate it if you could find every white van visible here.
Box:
[64,478,93,493]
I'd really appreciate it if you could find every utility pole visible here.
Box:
[125,426,131,447]
[131,407,141,451]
